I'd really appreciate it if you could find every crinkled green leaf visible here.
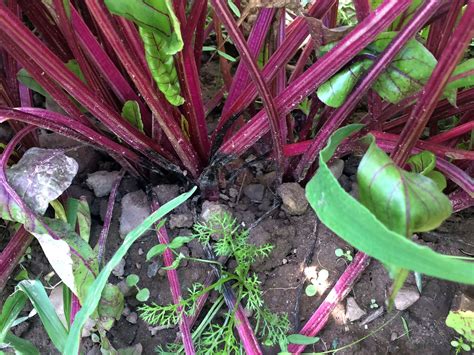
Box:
[305,124,473,284]
[16,280,68,353]
[446,310,474,342]
[121,100,144,133]
[7,148,78,215]
[317,32,455,108]
[446,58,474,92]
[139,28,184,106]
[104,0,184,106]
[357,136,452,236]
[65,187,197,355]
[104,0,182,54]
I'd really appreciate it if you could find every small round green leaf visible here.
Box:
[334,248,344,257]
[305,284,318,297]
[126,274,139,287]
[136,288,150,302]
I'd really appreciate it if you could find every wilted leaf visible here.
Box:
[33,218,98,303]
[98,284,124,330]
[121,100,144,133]
[7,148,78,215]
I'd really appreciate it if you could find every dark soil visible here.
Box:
[2,151,472,355]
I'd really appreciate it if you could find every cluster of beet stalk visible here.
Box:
[0,0,473,353]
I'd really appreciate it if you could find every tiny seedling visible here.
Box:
[451,337,472,354]
[369,299,379,309]
[141,212,289,353]
[335,248,353,262]
[305,269,330,297]
[126,274,150,302]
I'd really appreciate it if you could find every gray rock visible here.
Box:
[120,190,151,237]
[277,183,308,215]
[169,213,194,229]
[393,286,420,310]
[243,184,265,202]
[345,297,366,322]
[112,259,125,278]
[153,184,180,205]
[328,158,345,180]
[147,261,160,278]
[118,280,136,297]
[86,170,121,197]
[200,201,231,221]
[228,187,239,198]
[126,312,138,324]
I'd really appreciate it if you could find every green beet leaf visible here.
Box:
[305,124,473,285]
[446,58,474,92]
[316,59,371,108]
[407,151,447,191]
[104,0,182,55]
[121,100,144,133]
[317,32,456,108]
[105,0,184,106]
[357,137,452,237]
[139,28,184,106]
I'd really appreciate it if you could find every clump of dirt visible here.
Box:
[2,155,471,354]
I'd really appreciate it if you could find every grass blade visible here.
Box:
[17,280,68,353]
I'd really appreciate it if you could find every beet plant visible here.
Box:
[0,0,473,353]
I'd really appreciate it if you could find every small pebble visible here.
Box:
[138,248,144,256]
[126,312,138,324]
[112,259,125,278]
[282,258,288,265]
